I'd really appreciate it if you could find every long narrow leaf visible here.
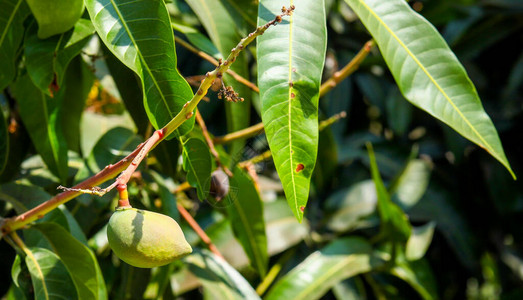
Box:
[257,0,327,222]
[265,237,382,300]
[226,167,268,276]
[344,0,515,178]
[84,0,194,136]
[0,0,29,90]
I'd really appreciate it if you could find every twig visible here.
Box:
[177,202,224,259]
[0,7,295,236]
[255,249,295,295]
[320,40,374,96]
[174,35,259,93]
[195,110,233,177]
[213,122,265,145]
[1,143,145,234]
[213,40,373,145]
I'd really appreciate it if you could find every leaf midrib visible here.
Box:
[286,0,298,219]
[107,0,172,118]
[0,0,22,48]
[357,0,494,156]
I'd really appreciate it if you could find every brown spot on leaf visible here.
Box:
[290,92,295,99]
[296,163,304,172]
[299,206,305,212]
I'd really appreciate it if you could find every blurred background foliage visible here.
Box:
[1,0,523,299]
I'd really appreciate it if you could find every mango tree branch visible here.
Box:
[0,7,294,236]
[213,40,374,145]
[1,143,145,234]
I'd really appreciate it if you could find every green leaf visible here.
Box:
[11,74,68,183]
[11,255,32,300]
[0,0,29,90]
[171,21,220,58]
[367,143,411,243]
[185,249,261,300]
[26,0,85,39]
[344,0,515,178]
[265,199,308,255]
[24,247,78,300]
[24,19,94,96]
[186,0,253,157]
[390,159,432,211]
[257,0,327,222]
[31,222,107,300]
[0,182,51,213]
[226,167,268,276]
[406,222,436,261]
[60,56,94,153]
[84,0,194,136]
[390,251,438,300]
[0,103,8,176]
[265,237,383,300]
[182,138,212,200]
[325,180,377,233]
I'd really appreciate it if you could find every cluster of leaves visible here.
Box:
[0,0,522,299]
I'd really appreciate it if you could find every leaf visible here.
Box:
[385,86,412,136]
[59,56,94,153]
[344,0,515,178]
[390,250,438,300]
[31,222,107,300]
[84,0,194,136]
[257,0,327,222]
[0,102,8,175]
[406,222,436,261]
[182,138,212,200]
[265,237,383,300]
[0,182,51,213]
[225,167,268,276]
[325,180,377,233]
[186,0,252,157]
[0,0,30,90]
[11,74,69,183]
[185,249,261,300]
[171,21,220,58]
[265,199,308,255]
[367,143,411,243]
[11,255,32,300]
[24,247,78,300]
[390,159,432,211]
[102,45,149,136]
[24,19,94,95]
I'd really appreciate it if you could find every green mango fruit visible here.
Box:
[107,208,192,268]
[26,0,85,39]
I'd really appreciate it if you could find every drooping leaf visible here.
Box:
[0,103,8,176]
[25,0,85,39]
[11,255,32,300]
[265,199,308,255]
[171,21,221,58]
[0,182,51,213]
[390,159,432,211]
[182,138,212,200]
[325,180,377,233]
[265,237,383,300]
[185,249,261,300]
[11,74,69,183]
[84,0,194,137]
[0,0,30,90]
[30,222,107,300]
[24,247,78,300]
[406,222,436,261]
[344,0,515,178]
[257,0,327,222]
[186,0,252,158]
[225,167,268,276]
[59,56,94,153]
[24,19,94,95]
[367,143,411,243]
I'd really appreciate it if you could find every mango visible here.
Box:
[107,208,192,268]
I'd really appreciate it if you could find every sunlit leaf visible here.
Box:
[344,0,515,178]
[265,237,383,300]
[85,0,194,137]
[257,0,327,222]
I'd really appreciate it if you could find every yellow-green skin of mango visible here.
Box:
[107,208,192,268]
[26,0,85,39]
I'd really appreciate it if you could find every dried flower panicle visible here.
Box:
[218,85,244,102]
